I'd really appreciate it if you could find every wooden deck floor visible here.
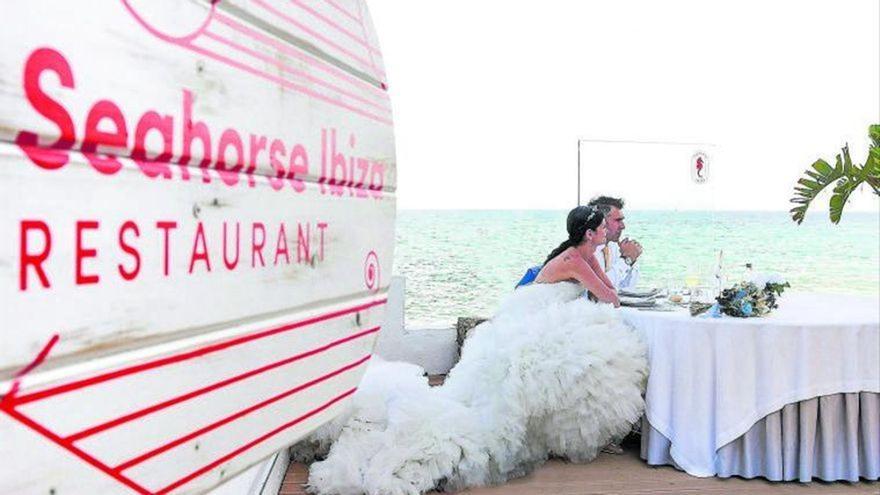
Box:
[279,442,878,495]
[279,375,877,495]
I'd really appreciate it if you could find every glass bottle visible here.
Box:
[714,250,725,296]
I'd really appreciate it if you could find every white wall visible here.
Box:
[373,276,458,375]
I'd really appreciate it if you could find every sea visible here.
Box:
[393,210,880,326]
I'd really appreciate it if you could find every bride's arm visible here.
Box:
[586,254,617,291]
[567,256,620,307]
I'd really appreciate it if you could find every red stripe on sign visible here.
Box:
[288,0,382,55]
[201,30,390,114]
[115,354,370,472]
[1,334,59,404]
[155,387,358,495]
[184,40,392,125]
[253,0,377,77]
[323,0,360,24]
[213,11,388,97]
[13,299,385,405]
[0,404,151,495]
[65,326,380,443]
[353,0,386,81]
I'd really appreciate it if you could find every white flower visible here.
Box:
[746,272,786,287]
[746,272,769,287]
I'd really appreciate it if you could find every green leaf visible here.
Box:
[791,124,880,225]
[829,194,845,223]
[811,159,833,175]
[797,178,821,189]
[869,124,880,148]
[842,146,854,175]
[790,205,808,224]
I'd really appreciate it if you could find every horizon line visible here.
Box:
[397,207,880,214]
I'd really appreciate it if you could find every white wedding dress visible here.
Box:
[293,282,648,495]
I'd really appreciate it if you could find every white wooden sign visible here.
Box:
[0,0,395,493]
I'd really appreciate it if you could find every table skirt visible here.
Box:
[641,391,880,482]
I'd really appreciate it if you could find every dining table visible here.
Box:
[621,292,880,482]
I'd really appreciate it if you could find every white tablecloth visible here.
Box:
[622,292,880,477]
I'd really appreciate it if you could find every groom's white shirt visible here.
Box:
[595,242,640,290]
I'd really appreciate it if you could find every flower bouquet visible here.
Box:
[691,275,790,318]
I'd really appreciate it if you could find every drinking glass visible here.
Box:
[684,264,703,304]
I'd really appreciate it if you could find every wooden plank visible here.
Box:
[0,0,395,493]
[281,450,880,495]
[0,1,395,186]
[1,296,383,494]
[0,149,395,370]
[0,0,396,371]
[218,0,388,87]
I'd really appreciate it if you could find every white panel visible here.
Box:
[0,0,395,493]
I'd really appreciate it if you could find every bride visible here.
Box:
[295,205,647,495]
[533,205,620,307]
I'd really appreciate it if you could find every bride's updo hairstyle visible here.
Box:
[543,205,605,265]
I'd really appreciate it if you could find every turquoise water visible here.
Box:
[393,210,880,326]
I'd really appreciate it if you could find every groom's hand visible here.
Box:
[619,238,643,264]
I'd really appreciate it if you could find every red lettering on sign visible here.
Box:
[189,222,212,273]
[317,222,328,261]
[181,90,211,183]
[132,111,174,179]
[354,157,370,198]
[75,220,100,285]
[328,129,347,196]
[156,221,177,276]
[319,129,328,194]
[15,48,76,170]
[252,222,266,267]
[14,49,390,199]
[118,221,141,281]
[216,129,244,186]
[247,134,267,188]
[268,139,287,191]
[81,100,127,175]
[19,220,52,290]
[223,222,240,270]
[17,219,329,291]
[318,128,384,199]
[274,223,290,265]
[369,161,385,198]
[297,222,310,263]
[288,144,309,193]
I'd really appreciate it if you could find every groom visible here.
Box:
[587,196,642,290]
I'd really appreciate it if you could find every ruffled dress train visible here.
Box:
[293,282,648,495]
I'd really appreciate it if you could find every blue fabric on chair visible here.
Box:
[516,265,542,288]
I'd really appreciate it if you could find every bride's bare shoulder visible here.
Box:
[539,247,581,282]
[553,247,581,266]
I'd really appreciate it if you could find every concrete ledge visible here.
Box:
[373,277,459,375]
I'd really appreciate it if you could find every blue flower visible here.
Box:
[710,303,722,318]
[735,289,747,299]
[741,302,753,316]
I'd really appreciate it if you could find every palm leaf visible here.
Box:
[790,125,880,224]
[870,124,880,148]
[789,158,844,224]
[829,178,859,223]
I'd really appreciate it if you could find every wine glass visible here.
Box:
[684,266,700,303]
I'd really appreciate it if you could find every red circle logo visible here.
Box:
[122,0,216,44]
[364,251,380,292]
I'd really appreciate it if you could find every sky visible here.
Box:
[367,0,880,211]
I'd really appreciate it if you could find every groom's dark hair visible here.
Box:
[587,196,625,212]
